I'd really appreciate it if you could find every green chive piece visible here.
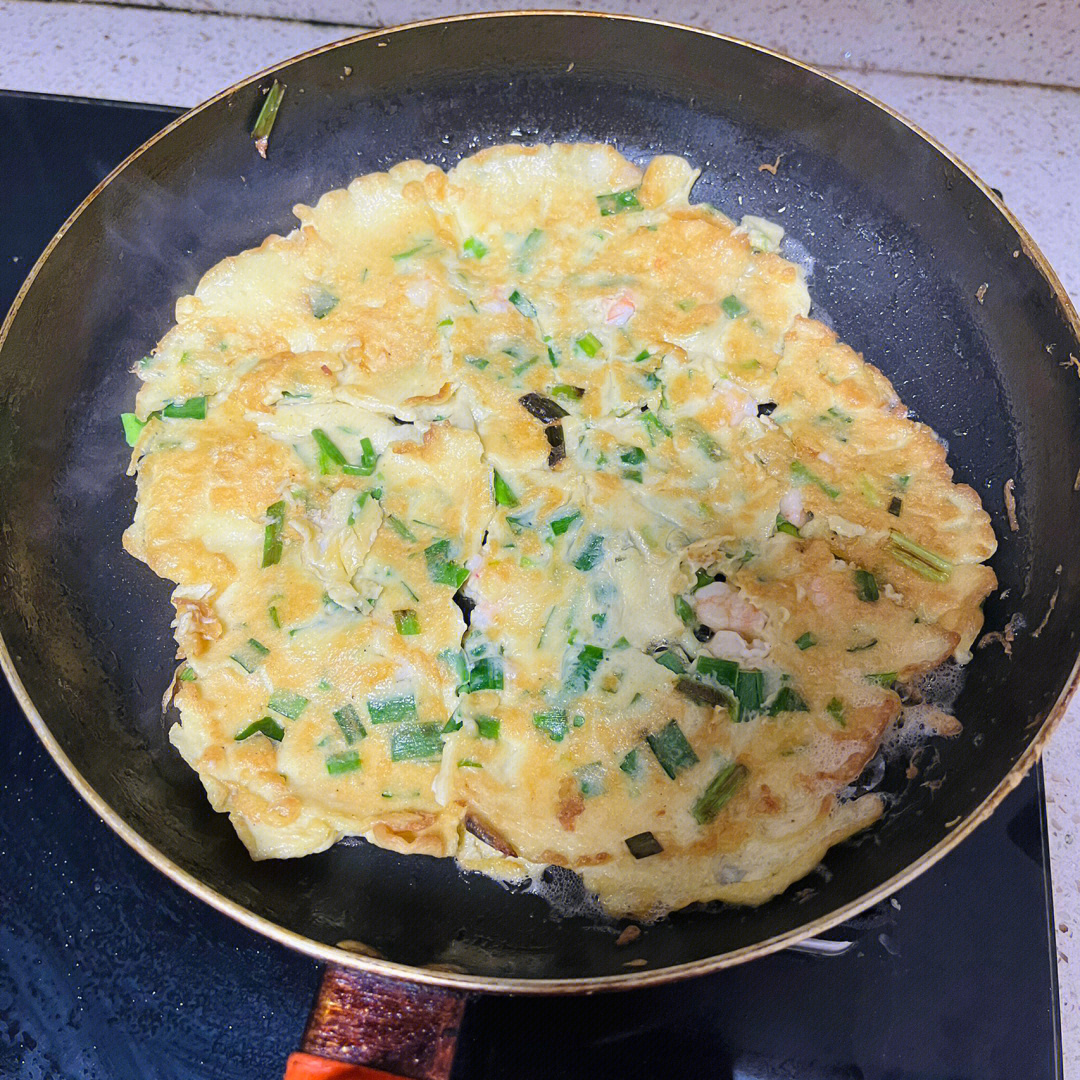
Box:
[235,716,285,742]
[121,413,148,446]
[675,676,734,713]
[775,513,801,538]
[769,687,809,715]
[466,355,489,370]
[367,694,418,725]
[466,656,504,693]
[261,501,286,567]
[424,539,470,590]
[517,228,544,272]
[625,831,663,858]
[790,460,840,499]
[251,79,285,148]
[620,446,647,465]
[646,719,700,779]
[230,638,270,673]
[572,533,604,572]
[550,509,580,535]
[620,748,642,776]
[854,569,880,603]
[613,636,631,650]
[721,295,748,319]
[550,384,585,400]
[736,670,765,721]
[326,749,361,775]
[795,631,817,650]
[311,428,347,473]
[888,530,953,581]
[654,650,687,674]
[695,656,738,690]
[443,716,464,733]
[162,396,206,420]
[179,666,196,682]
[476,716,500,740]
[268,689,308,720]
[344,437,376,477]
[463,236,488,259]
[867,672,898,688]
[390,722,444,761]
[596,188,642,216]
[575,762,606,798]
[533,708,569,742]
[693,569,714,592]
[387,515,417,542]
[847,638,878,652]
[566,644,604,696]
[641,411,672,440]
[674,595,695,626]
[439,648,470,689]
[826,697,846,726]
[691,762,749,824]
[333,704,367,744]
[458,759,483,768]
[391,241,430,261]
[509,290,537,318]
[888,496,903,517]
[493,469,519,508]
[310,288,338,319]
[576,332,602,357]
[394,609,421,635]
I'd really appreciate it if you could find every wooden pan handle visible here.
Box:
[283,964,469,1080]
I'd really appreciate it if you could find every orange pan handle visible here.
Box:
[284,964,469,1080]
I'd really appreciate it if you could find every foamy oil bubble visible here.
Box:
[522,863,608,921]
[882,660,968,758]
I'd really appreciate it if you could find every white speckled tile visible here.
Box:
[91,0,1080,87]
[1,0,1079,1073]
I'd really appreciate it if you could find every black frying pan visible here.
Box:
[1,11,1078,1067]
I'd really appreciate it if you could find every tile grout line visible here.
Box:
[8,0,1080,96]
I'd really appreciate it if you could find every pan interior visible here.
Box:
[1,15,1078,982]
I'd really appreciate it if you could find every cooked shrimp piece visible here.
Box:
[605,293,636,326]
[694,581,768,637]
[779,488,808,527]
[704,629,771,664]
[717,383,758,426]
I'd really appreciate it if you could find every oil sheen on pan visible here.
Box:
[120,144,996,920]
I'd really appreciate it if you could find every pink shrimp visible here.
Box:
[605,293,636,326]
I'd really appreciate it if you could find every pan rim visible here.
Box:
[1,9,1078,995]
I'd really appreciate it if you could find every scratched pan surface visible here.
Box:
[1,13,1079,989]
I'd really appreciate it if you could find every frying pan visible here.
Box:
[2,12,1079,1078]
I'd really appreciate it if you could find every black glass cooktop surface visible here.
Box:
[0,91,1063,1080]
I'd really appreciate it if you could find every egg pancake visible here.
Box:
[121,144,996,919]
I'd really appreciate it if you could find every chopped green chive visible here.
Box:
[387,515,417,542]
[620,748,642,776]
[466,656,504,693]
[692,569,714,592]
[654,650,687,674]
[121,413,147,446]
[888,531,952,581]
[439,648,469,689]
[251,79,285,153]
[675,676,734,712]
[394,609,421,635]
[458,759,483,769]
[632,349,651,363]
[347,437,377,477]
[736,670,765,720]
[391,241,430,261]
[769,687,809,715]
[721,295,748,319]
[517,228,544,273]
[310,288,338,319]
[646,719,699,779]
[261,501,286,568]
[854,569,880,603]
[576,762,606,798]
[466,355,490,370]
[367,694,418,725]
[443,716,463,733]
[867,672,898,688]
[235,716,285,742]
[162,396,206,420]
[826,697,846,726]
[575,332,602,357]
[326,749,361,775]
[566,644,604,696]
[674,595,695,626]
[493,470,519,508]
[620,446,647,466]
[791,460,840,499]
[596,188,642,216]
[625,831,663,858]
[390,722,444,761]
[312,428,347,473]
[333,704,367,743]
[775,514,801,538]
[795,631,817,650]
[641,411,672,440]
[508,289,537,318]
[476,716,500,740]
[550,509,580,535]
[230,638,270,673]
[691,762,748,824]
[888,496,903,517]
[847,638,878,652]
[550,384,584,401]
[268,689,308,720]
[179,666,196,682]
[424,539,470,590]
[572,533,604,572]
[695,656,738,690]
[463,236,488,259]
[676,298,697,312]
[533,708,569,742]
[268,604,281,629]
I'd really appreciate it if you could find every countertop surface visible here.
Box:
[1,0,1078,1073]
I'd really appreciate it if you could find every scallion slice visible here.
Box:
[620,446,647,466]
[596,188,642,216]
[695,656,739,690]
[345,437,377,477]
[691,762,748,824]
[367,694,418,725]
[576,762,606,798]
[826,697,846,727]
[424,539,470,590]
[310,288,338,319]
[162,396,206,420]
[674,595,695,626]
[394,609,421,635]
[775,513,801,538]
[566,643,604,696]
[508,289,537,318]
[493,470,519,508]
[795,631,817,650]
[476,716,500,740]
[867,672,898,688]
[575,332,602,357]
[646,719,699,779]
[326,749,361,775]
[735,669,765,720]
[550,509,580,535]
[888,496,903,517]
[517,228,544,273]
[642,411,672,440]
[311,428,348,474]
[790,460,840,499]
[533,708,568,742]
[333,704,367,743]
[387,515,417,542]
[121,412,148,446]
[721,295,748,319]
[268,688,308,720]
[854,569,880,603]
[654,650,687,674]
[768,687,809,715]
[230,637,269,673]
[463,236,488,259]
[235,716,284,742]
[620,748,642,776]
[466,656,504,693]
[550,384,585,400]
[572,533,604,572]
[625,831,663,858]
[390,722,444,762]
[261,501,286,567]
[887,530,952,582]
[251,79,284,155]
